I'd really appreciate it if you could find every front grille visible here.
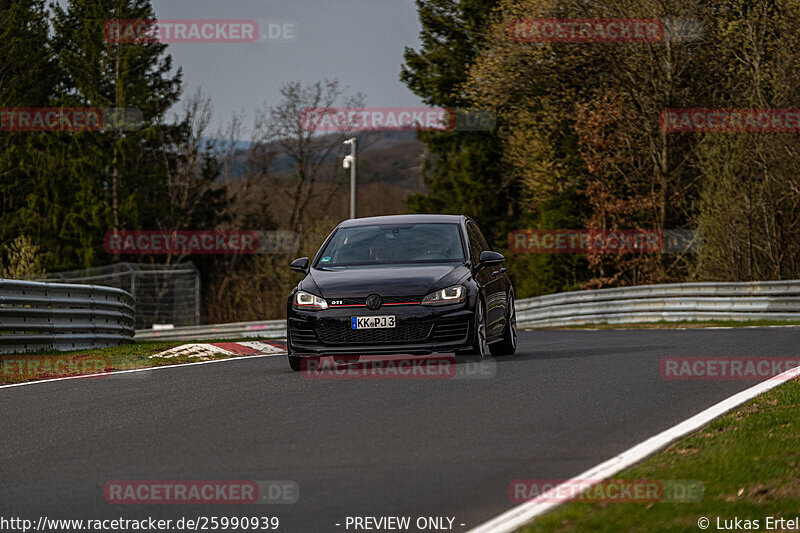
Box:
[336,297,364,306]
[290,322,318,344]
[329,296,423,306]
[432,317,470,343]
[316,319,433,345]
[383,296,424,304]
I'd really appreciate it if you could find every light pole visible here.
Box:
[343,138,357,219]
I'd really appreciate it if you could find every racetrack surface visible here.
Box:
[2,328,798,532]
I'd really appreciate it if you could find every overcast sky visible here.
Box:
[147,0,425,134]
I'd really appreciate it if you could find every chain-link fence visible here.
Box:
[37,262,200,329]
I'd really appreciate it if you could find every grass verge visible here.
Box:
[519,377,800,532]
[0,339,285,386]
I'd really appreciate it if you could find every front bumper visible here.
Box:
[287,304,473,355]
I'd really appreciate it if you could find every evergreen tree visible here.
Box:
[0,0,58,256]
[48,0,184,266]
[400,0,518,248]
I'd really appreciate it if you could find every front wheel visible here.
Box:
[455,298,487,361]
[490,291,517,357]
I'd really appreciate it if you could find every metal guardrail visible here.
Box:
[133,280,800,342]
[0,279,135,353]
[517,280,800,327]
[135,319,285,342]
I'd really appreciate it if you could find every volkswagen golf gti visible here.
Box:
[285,214,516,371]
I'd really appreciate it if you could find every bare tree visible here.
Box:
[259,80,366,242]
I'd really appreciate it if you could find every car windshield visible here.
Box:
[315,223,465,267]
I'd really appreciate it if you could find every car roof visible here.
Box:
[338,214,467,228]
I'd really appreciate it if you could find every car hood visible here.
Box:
[305,263,469,298]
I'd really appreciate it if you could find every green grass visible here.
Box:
[525,319,800,330]
[0,339,282,386]
[519,378,800,532]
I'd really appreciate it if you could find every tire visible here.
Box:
[288,355,303,371]
[490,291,517,357]
[455,298,487,361]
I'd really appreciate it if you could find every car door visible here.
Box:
[466,220,507,338]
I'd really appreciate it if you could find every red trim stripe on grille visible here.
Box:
[329,302,421,307]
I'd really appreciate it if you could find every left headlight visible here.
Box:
[421,285,466,306]
[294,290,328,310]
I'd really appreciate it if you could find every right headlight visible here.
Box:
[294,290,328,310]
[421,285,466,306]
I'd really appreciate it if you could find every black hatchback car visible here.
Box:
[286,214,516,370]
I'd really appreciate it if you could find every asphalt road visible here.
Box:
[1,327,798,532]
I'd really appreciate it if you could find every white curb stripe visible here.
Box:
[237,341,286,354]
[148,341,286,359]
[148,343,234,359]
[468,367,799,532]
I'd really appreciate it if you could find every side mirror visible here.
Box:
[478,250,505,267]
[290,257,309,273]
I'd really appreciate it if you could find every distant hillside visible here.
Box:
[218,131,425,188]
[214,131,428,222]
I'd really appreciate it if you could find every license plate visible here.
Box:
[351,316,396,329]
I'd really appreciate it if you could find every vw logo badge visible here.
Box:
[366,294,382,310]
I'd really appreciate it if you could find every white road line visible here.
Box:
[468,367,800,533]
[0,352,286,390]
[521,325,800,331]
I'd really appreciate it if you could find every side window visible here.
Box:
[473,222,492,251]
[466,223,484,262]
